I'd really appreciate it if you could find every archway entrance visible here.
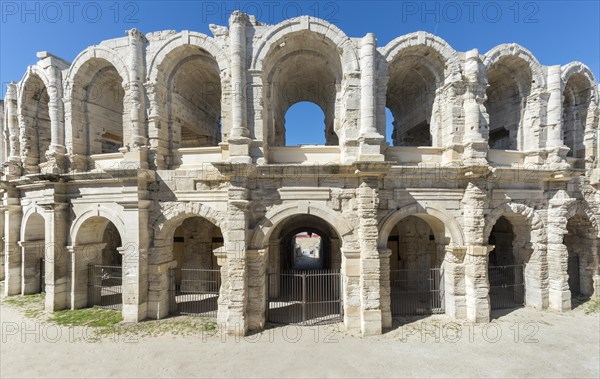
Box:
[75,217,123,310]
[266,215,342,325]
[564,214,597,303]
[167,217,223,317]
[487,216,526,310]
[21,213,46,295]
[386,216,444,316]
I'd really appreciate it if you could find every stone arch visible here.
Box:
[69,206,126,246]
[483,44,545,88]
[254,17,359,147]
[378,203,465,249]
[18,66,53,171]
[65,46,130,89]
[147,32,229,83]
[151,202,226,243]
[65,46,129,159]
[561,62,598,161]
[564,201,600,238]
[382,33,456,147]
[381,31,457,72]
[250,202,354,249]
[252,16,359,73]
[20,206,47,242]
[484,202,545,242]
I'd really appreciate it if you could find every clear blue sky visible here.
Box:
[1,0,598,145]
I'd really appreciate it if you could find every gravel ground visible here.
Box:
[1,290,598,378]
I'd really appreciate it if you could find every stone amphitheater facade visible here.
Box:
[1,12,599,336]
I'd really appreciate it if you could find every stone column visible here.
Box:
[146,240,175,319]
[358,33,384,162]
[126,29,147,150]
[20,241,45,294]
[4,190,22,295]
[443,246,466,319]
[465,245,493,322]
[378,248,392,329]
[44,203,69,311]
[461,181,491,321]
[357,178,383,335]
[0,202,4,281]
[145,83,169,170]
[341,248,360,330]
[463,49,488,165]
[68,243,104,309]
[40,58,68,174]
[547,195,573,311]
[4,83,21,176]
[120,202,150,322]
[247,248,267,331]
[228,11,251,163]
[213,247,229,326]
[545,65,569,166]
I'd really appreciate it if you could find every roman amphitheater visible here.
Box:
[1,12,599,336]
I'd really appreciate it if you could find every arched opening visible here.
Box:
[262,31,342,147]
[166,47,222,150]
[564,214,597,305]
[73,59,125,155]
[266,214,342,324]
[386,215,444,316]
[21,213,46,294]
[485,56,533,150]
[168,216,223,317]
[21,74,51,172]
[284,102,327,145]
[487,216,531,311]
[74,216,123,310]
[386,46,444,147]
[563,73,591,166]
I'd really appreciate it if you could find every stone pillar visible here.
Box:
[44,203,69,311]
[547,195,573,311]
[121,203,150,322]
[227,11,251,163]
[68,243,104,309]
[443,246,467,319]
[40,60,68,174]
[0,202,4,282]
[465,245,492,322]
[146,240,175,319]
[378,248,392,329]
[267,239,280,297]
[545,65,569,165]
[341,248,360,330]
[20,241,44,294]
[4,191,22,295]
[213,247,229,326]
[125,29,147,150]
[358,33,384,162]
[463,49,489,165]
[4,83,21,176]
[357,178,383,335]
[146,83,169,170]
[247,248,267,331]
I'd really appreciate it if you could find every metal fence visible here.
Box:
[87,264,123,310]
[488,264,525,309]
[169,268,221,317]
[267,269,342,325]
[40,258,46,293]
[390,268,444,316]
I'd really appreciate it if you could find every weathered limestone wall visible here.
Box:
[1,12,599,338]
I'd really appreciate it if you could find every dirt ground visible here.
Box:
[1,293,599,378]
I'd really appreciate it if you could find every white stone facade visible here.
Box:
[1,12,599,336]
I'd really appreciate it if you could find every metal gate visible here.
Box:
[488,264,525,309]
[567,255,581,296]
[88,264,123,309]
[267,269,342,325]
[390,268,444,316]
[169,268,220,317]
[39,258,46,293]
